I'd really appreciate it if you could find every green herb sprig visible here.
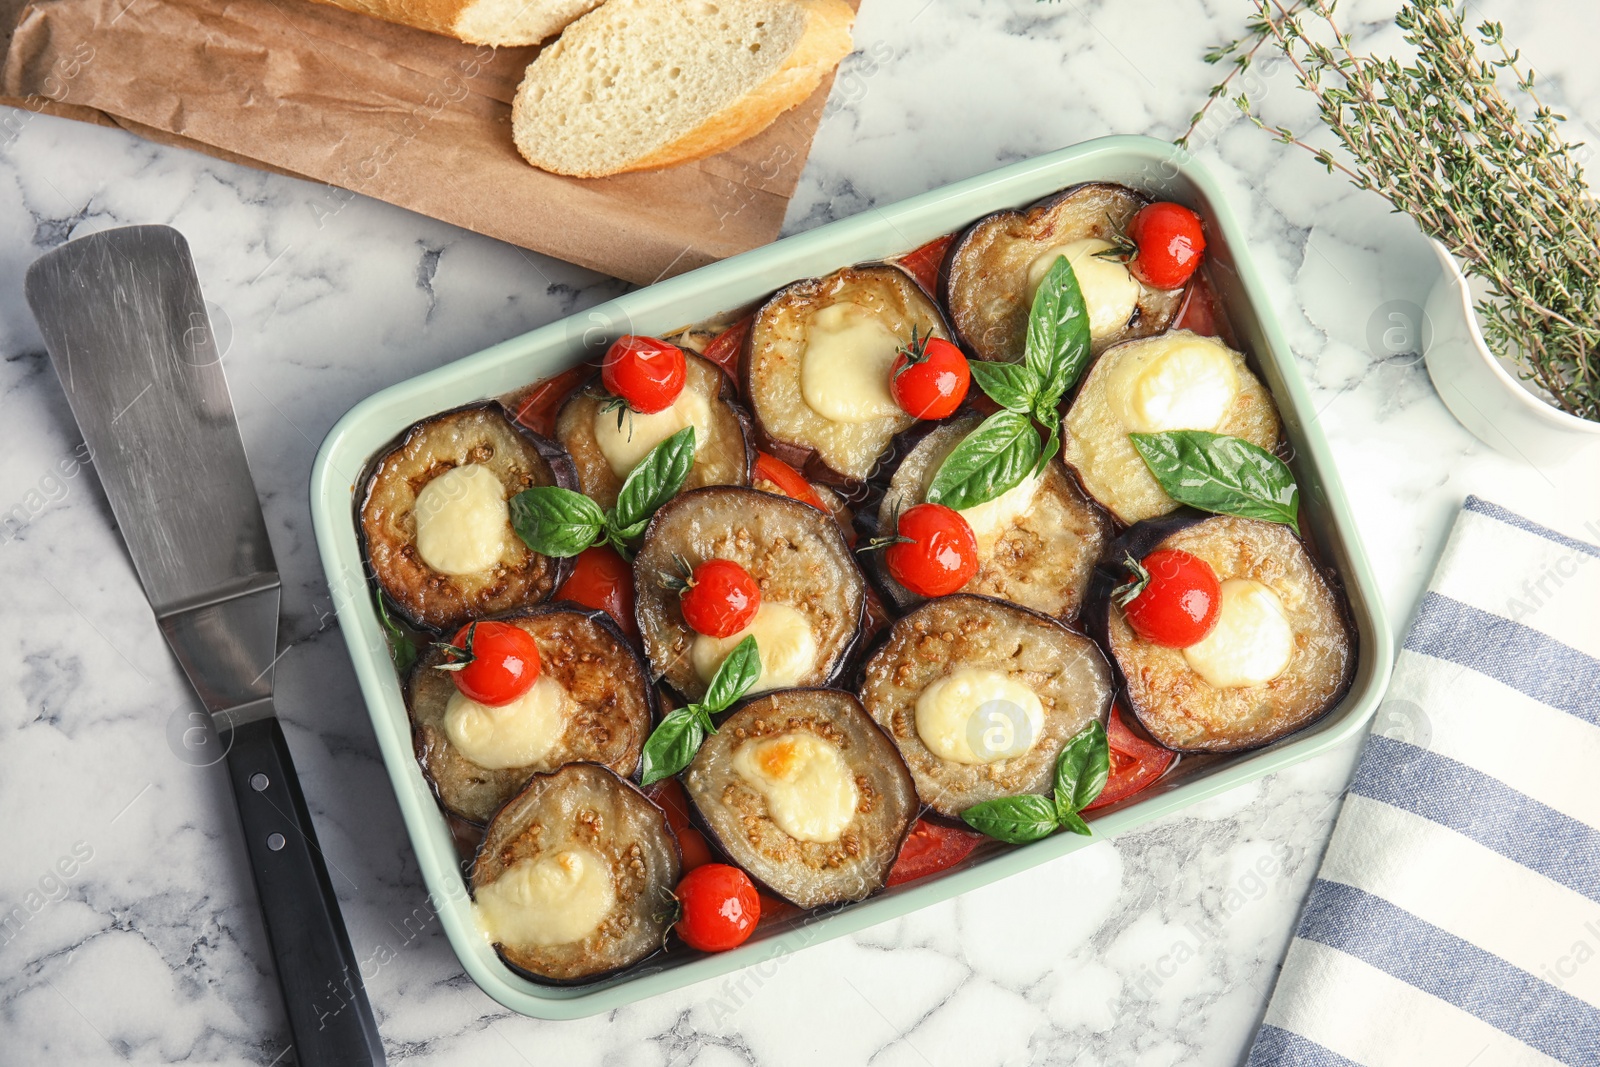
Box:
[1131,430,1299,527]
[961,720,1110,844]
[375,592,418,673]
[638,636,761,786]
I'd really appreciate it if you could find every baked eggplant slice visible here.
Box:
[873,417,1111,622]
[555,350,754,511]
[407,606,653,824]
[942,183,1186,363]
[472,764,680,984]
[634,486,867,702]
[683,688,917,908]
[361,404,577,633]
[744,264,950,484]
[1062,330,1282,526]
[859,595,1114,817]
[1087,511,1356,753]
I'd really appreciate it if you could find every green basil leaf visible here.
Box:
[961,793,1061,845]
[1053,719,1110,822]
[1024,255,1093,404]
[1058,810,1093,837]
[612,426,696,536]
[925,410,1042,511]
[374,592,417,673]
[1129,430,1300,526]
[1035,420,1062,476]
[968,360,1039,413]
[509,486,606,557]
[701,635,761,713]
[639,707,707,786]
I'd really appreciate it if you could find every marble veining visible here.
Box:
[2,0,1598,1063]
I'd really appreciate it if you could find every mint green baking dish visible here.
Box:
[310,134,1393,1020]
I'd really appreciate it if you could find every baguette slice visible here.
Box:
[312,0,603,46]
[512,0,855,178]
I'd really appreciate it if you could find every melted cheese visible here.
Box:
[1105,333,1240,434]
[443,674,568,769]
[1182,579,1295,688]
[691,601,817,694]
[799,302,905,423]
[732,732,859,842]
[474,848,615,948]
[957,471,1042,555]
[413,463,510,575]
[1026,238,1141,340]
[914,668,1046,765]
[593,387,710,479]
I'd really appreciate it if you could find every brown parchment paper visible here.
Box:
[0,0,854,284]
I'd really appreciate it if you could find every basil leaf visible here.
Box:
[639,706,707,786]
[1036,420,1062,476]
[702,635,761,713]
[1058,810,1093,837]
[925,410,1041,511]
[968,361,1038,413]
[1129,430,1300,526]
[1025,255,1093,405]
[1053,720,1110,823]
[509,486,606,557]
[612,427,696,536]
[374,592,417,673]
[961,794,1061,845]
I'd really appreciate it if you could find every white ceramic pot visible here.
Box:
[1423,240,1600,465]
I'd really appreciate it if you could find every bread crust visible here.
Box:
[309,0,601,46]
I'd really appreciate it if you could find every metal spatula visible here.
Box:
[26,225,385,1067]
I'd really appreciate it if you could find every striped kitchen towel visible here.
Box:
[1249,495,1600,1066]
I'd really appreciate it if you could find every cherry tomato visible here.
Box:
[702,317,751,380]
[1126,202,1206,290]
[1085,705,1177,812]
[438,621,541,706]
[678,559,761,638]
[601,335,687,414]
[644,779,715,871]
[1117,548,1221,648]
[675,863,760,952]
[556,545,636,638]
[887,820,983,886]
[753,451,827,511]
[512,365,590,437]
[1173,270,1224,338]
[897,234,954,295]
[885,503,979,597]
[891,334,971,420]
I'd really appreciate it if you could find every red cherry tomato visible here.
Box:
[675,863,760,952]
[891,335,971,420]
[702,317,751,380]
[1085,706,1177,812]
[679,559,761,638]
[1126,202,1206,290]
[885,503,979,597]
[644,779,715,871]
[1118,548,1221,648]
[439,621,541,706]
[886,820,984,886]
[752,451,827,511]
[556,545,636,638]
[601,335,687,414]
[897,234,954,295]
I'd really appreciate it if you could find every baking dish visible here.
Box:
[310,134,1394,1019]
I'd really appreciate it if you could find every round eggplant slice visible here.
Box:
[1088,512,1355,753]
[942,183,1187,364]
[744,264,950,484]
[634,487,867,702]
[1061,330,1281,526]
[472,764,680,984]
[859,595,1114,818]
[407,606,654,824]
[361,404,577,633]
[683,688,917,908]
[874,417,1111,622]
[555,350,754,511]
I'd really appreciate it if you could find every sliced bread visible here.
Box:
[311,0,604,46]
[511,0,856,178]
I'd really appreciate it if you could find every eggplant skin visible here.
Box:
[407,606,654,825]
[941,182,1186,363]
[684,688,917,908]
[555,351,754,511]
[1086,511,1356,753]
[472,764,681,984]
[633,486,867,702]
[1061,331,1282,526]
[360,404,577,633]
[858,595,1114,817]
[743,263,949,485]
[875,417,1111,623]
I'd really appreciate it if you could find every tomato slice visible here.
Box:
[753,451,827,511]
[702,316,752,380]
[644,779,715,871]
[511,364,590,437]
[886,819,983,886]
[555,545,636,638]
[1084,706,1176,811]
[896,234,954,295]
[1173,270,1223,339]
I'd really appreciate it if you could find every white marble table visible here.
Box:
[3,1,1597,1063]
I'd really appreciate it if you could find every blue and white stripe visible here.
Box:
[1249,496,1600,1066]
